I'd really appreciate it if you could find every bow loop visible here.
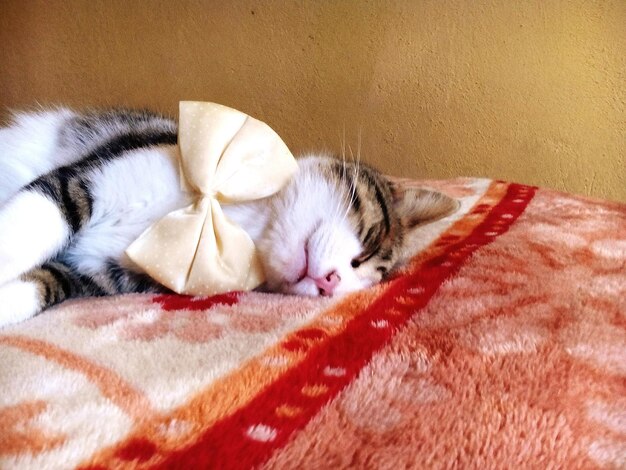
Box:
[126,101,298,296]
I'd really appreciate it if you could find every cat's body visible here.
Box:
[0,107,458,327]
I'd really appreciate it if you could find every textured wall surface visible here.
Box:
[1,1,624,200]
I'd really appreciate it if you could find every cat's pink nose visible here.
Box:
[313,271,340,296]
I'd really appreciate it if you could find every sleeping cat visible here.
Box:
[0,108,458,327]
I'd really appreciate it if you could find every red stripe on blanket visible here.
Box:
[152,291,239,311]
[156,183,536,470]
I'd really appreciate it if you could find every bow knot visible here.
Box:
[125,101,298,295]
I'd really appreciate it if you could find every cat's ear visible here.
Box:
[391,184,460,229]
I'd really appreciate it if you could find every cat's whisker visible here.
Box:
[347,135,362,223]
[336,162,359,228]
[341,124,346,164]
[329,127,355,229]
[340,127,348,201]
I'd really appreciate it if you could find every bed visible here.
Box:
[1,177,624,469]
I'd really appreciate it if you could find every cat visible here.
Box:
[0,107,459,327]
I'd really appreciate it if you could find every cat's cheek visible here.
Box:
[257,234,305,285]
[332,271,372,295]
[335,266,379,294]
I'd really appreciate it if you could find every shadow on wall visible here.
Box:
[0,0,624,201]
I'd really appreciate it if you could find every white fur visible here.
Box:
[0,108,79,204]
[0,279,42,326]
[0,191,70,285]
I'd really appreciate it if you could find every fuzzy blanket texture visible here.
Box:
[1,178,625,470]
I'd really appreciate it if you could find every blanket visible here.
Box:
[1,177,624,469]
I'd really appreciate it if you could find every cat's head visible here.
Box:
[256,155,459,297]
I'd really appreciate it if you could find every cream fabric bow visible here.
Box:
[125,101,298,295]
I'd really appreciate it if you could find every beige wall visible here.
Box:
[1,0,624,201]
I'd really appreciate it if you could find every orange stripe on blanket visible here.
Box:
[79,180,513,469]
[0,335,153,421]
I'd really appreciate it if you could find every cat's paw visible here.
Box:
[0,279,43,328]
[0,191,70,286]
